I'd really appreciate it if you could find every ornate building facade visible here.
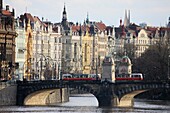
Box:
[15,13,62,80]
[58,5,109,75]
[0,0,17,80]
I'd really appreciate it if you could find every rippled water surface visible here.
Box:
[0,94,170,113]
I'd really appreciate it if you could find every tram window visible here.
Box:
[130,73,143,79]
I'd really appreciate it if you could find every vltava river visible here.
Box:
[0,94,170,113]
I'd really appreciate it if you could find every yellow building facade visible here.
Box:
[82,32,93,74]
[24,20,33,80]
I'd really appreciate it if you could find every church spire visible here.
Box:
[128,10,130,25]
[61,3,70,36]
[62,3,67,22]
[124,10,128,27]
[124,9,130,27]
[86,12,89,25]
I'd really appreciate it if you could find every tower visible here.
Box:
[128,10,130,25]
[123,10,130,27]
[102,56,116,82]
[86,12,89,25]
[61,3,70,35]
[123,10,128,27]
[62,4,67,22]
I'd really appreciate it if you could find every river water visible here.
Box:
[0,94,170,113]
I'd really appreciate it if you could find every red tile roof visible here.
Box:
[72,25,90,32]
[146,27,158,32]
[72,25,80,32]
[2,10,12,16]
[159,27,170,31]
[82,25,90,32]
[95,22,106,31]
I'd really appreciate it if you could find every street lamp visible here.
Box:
[46,56,55,80]
[167,45,170,80]
[54,60,61,80]
[168,54,170,80]
[35,53,51,80]
[38,54,47,80]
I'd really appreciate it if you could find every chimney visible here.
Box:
[12,8,15,16]
[6,5,9,11]
[120,18,122,26]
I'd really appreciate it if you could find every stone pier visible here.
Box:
[0,82,17,105]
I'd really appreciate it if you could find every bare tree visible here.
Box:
[133,31,170,80]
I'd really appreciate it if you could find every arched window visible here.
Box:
[85,43,87,62]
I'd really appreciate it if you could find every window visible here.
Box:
[85,43,87,62]
[140,33,144,37]
[59,38,62,43]
[59,45,62,51]
[74,43,77,59]
[17,53,24,58]
[55,37,57,43]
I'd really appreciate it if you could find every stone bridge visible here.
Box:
[16,80,170,107]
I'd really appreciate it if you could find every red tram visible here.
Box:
[62,73,101,81]
[116,73,143,81]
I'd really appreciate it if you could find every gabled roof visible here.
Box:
[24,13,34,22]
[34,16,42,23]
[95,22,106,31]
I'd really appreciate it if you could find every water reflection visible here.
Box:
[0,94,170,113]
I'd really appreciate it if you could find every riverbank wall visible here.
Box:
[0,82,17,105]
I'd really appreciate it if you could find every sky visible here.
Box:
[4,0,170,27]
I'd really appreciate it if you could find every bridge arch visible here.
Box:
[16,81,69,106]
[24,89,56,105]
[115,83,167,107]
[118,90,147,107]
[66,83,101,105]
